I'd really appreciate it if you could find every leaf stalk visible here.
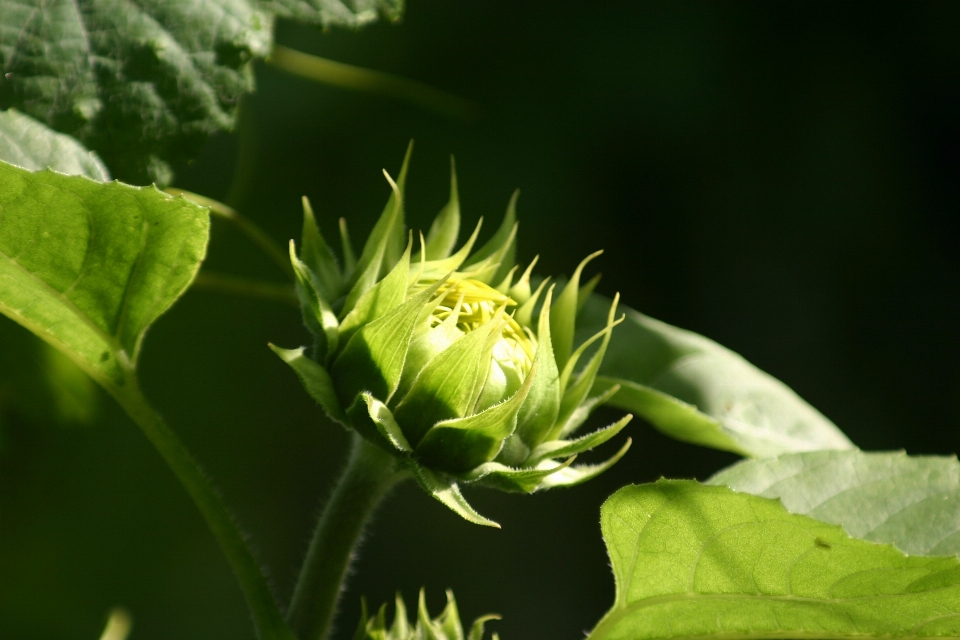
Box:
[110,378,296,640]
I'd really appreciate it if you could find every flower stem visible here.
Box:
[192,271,299,307]
[111,378,296,640]
[287,432,406,640]
[165,188,294,280]
[267,45,481,122]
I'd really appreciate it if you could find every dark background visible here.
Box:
[2,2,960,638]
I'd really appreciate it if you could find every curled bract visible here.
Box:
[354,590,499,640]
[272,145,631,526]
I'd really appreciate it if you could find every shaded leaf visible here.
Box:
[332,279,443,408]
[710,449,960,557]
[415,362,534,474]
[270,345,345,423]
[589,480,960,640]
[579,294,854,457]
[0,0,400,185]
[551,250,602,373]
[363,392,411,452]
[263,0,401,28]
[0,161,209,389]
[0,109,108,180]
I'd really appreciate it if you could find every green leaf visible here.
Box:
[551,250,602,373]
[553,292,619,440]
[270,345,346,424]
[263,0,401,28]
[0,161,209,389]
[580,293,855,457]
[290,242,339,361]
[464,190,517,269]
[0,110,109,181]
[589,480,960,640]
[422,156,460,260]
[527,413,631,466]
[332,279,444,409]
[415,361,535,474]
[363,393,411,452]
[351,147,411,286]
[342,170,404,316]
[0,0,400,185]
[0,163,294,639]
[710,449,960,557]
[537,437,631,489]
[339,240,411,345]
[392,311,504,445]
[300,196,343,301]
[514,285,560,450]
[407,463,500,528]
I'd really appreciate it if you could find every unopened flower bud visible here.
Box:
[272,147,631,526]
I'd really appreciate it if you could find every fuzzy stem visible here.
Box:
[287,432,405,640]
[111,379,296,640]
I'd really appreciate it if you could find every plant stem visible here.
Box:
[267,45,481,122]
[193,271,299,307]
[165,188,294,280]
[287,432,406,640]
[112,378,296,640]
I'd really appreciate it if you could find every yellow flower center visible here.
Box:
[414,278,536,407]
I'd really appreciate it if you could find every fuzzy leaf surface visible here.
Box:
[0,0,400,185]
[711,449,960,557]
[589,480,960,640]
[0,109,108,180]
[0,161,209,388]
[579,294,853,457]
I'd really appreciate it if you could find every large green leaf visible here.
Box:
[0,160,209,389]
[0,109,108,180]
[0,0,400,185]
[264,0,401,28]
[711,449,960,557]
[579,294,854,457]
[589,480,960,640]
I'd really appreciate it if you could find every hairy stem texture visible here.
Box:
[287,432,405,640]
[112,378,295,640]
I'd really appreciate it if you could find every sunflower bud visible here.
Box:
[353,590,499,640]
[272,145,632,526]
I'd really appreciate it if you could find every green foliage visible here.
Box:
[354,590,500,640]
[0,110,108,181]
[0,160,208,389]
[590,480,960,640]
[578,294,855,457]
[0,0,401,185]
[711,449,960,556]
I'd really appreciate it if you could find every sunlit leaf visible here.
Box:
[579,294,854,457]
[0,161,209,389]
[711,449,960,557]
[589,480,960,640]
